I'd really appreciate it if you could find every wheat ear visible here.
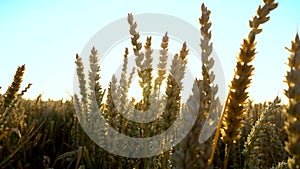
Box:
[209,0,278,167]
[0,65,26,127]
[243,97,287,168]
[173,3,217,168]
[128,13,153,111]
[284,33,300,169]
[1,65,25,110]
[172,79,202,169]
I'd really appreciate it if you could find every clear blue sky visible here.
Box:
[0,0,299,102]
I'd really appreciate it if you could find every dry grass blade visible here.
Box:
[0,120,44,168]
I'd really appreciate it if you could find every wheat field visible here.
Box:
[1,0,300,168]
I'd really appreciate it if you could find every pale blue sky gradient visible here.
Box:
[0,0,299,102]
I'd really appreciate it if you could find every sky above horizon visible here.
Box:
[0,0,299,103]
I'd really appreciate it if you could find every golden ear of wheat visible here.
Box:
[207,0,278,168]
[284,33,300,169]
[221,0,278,146]
[1,65,25,109]
[0,65,32,132]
